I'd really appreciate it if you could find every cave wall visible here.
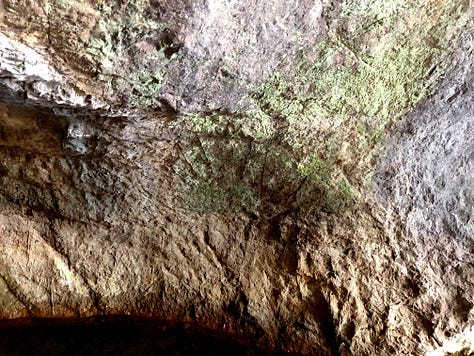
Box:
[0,1,473,354]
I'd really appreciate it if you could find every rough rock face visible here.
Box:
[0,0,473,355]
[375,39,474,243]
[0,0,326,112]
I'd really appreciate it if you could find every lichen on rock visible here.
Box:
[0,0,473,355]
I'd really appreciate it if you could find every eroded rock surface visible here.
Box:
[0,1,473,355]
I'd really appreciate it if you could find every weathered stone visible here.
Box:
[0,0,473,354]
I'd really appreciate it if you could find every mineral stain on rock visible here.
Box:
[0,0,473,355]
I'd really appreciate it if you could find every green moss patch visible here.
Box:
[175,0,469,216]
[86,0,176,107]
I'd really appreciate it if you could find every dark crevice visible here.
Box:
[309,288,340,356]
[226,291,266,342]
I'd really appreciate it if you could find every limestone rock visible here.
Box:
[0,0,473,355]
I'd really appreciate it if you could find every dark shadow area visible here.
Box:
[0,317,271,356]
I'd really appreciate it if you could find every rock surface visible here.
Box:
[0,0,473,355]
